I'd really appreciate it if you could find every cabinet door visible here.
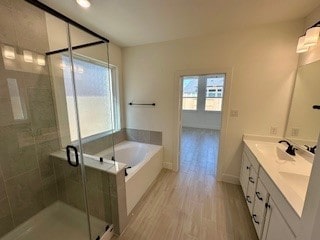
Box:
[240,151,251,196]
[246,168,258,214]
[262,198,295,240]
[252,179,269,238]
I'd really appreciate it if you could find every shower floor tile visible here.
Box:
[1,201,106,240]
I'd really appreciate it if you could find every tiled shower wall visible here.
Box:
[0,1,60,237]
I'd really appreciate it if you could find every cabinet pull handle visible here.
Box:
[265,203,271,209]
[249,177,255,183]
[252,214,260,224]
[246,166,251,170]
[255,191,263,201]
[246,196,252,203]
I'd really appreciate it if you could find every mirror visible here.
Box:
[285,60,320,150]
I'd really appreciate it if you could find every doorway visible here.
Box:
[179,74,225,176]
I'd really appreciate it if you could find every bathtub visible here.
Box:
[97,141,163,214]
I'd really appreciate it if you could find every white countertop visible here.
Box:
[243,136,313,217]
[50,150,126,175]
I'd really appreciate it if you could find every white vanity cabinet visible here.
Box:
[252,179,269,238]
[240,148,259,214]
[262,198,295,240]
[240,151,251,196]
[240,145,296,240]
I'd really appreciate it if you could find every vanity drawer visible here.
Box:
[244,145,260,173]
[252,179,270,238]
[246,168,258,214]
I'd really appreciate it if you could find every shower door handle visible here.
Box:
[66,145,79,167]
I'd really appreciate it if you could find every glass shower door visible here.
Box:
[0,2,93,240]
[67,24,115,239]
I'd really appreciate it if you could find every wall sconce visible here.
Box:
[37,55,46,66]
[23,50,33,63]
[3,45,16,59]
[296,36,309,53]
[296,21,320,53]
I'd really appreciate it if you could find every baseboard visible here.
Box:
[162,162,173,170]
[221,173,240,185]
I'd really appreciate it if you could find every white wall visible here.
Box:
[123,19,303,180]
[182,111,221,130]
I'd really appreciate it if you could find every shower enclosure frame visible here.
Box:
[22,1,114,240]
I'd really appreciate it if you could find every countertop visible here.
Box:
[243,135,313,217]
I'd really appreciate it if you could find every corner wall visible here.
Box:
[123,19,303,180]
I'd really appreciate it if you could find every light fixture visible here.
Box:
[296,36,309,53]
[23,50,33,63]
[304,26,320,47]
[3,45,16,59]
[297,20,320,54]
[37,55,46,66]
[76,0,91,8]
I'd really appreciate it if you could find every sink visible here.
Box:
[276,147,295,161]
[279,171,310,199]
[250,140,312,199]
[255,142,294,162]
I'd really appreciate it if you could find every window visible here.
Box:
[182,77,198,110]
[62,55,120,142]
[205,76,224,111]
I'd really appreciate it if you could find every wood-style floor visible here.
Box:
[113,127,258,240]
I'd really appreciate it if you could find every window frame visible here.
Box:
[182,77,199,111]
[61,53,121,144]
[204,78,224,112]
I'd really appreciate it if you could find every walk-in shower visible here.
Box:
[0,1,121,239]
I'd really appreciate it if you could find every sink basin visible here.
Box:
[250,141,312,199]
[279,171,310,199]
[255,142,294,162]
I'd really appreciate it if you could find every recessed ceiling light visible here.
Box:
[76,0,91,8]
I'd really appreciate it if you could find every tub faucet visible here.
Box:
[279,140,297,156]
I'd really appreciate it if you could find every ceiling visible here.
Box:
[38,0,320,47]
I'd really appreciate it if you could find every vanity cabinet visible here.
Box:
[252,179,269,238]
[246,167,258,213]
[262,198,295,240]
[240,149,259,214]
[240,146,296,240]
[240,151,251,196]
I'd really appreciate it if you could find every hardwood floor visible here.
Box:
[113,127,258,240]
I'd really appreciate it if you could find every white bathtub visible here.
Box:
[97,141,163,214]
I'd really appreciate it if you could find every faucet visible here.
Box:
[278,140,297,156]
[305,145,317,154]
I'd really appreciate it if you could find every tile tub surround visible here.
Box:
[83,128,162,156]
[50,154,128,235]
[126,128,162,145]
[83,128,127,155]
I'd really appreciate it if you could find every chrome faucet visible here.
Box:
[279,140,297,156]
